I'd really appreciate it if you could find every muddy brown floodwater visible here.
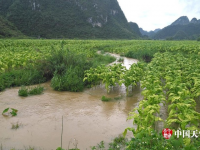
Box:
[0,54,142,150]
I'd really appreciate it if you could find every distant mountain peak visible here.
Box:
[171,16,189,26]
[191,18,198,24]
[153,16,200,40]
[139,28,161,38]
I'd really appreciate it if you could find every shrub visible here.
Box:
[101,95,112,101]
[28,86,44,95]
[18,86,28,97]
[40,43,92,77]
[18,85,44,96]
[51,66,84,92]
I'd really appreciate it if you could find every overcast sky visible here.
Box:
[117,0,200,31]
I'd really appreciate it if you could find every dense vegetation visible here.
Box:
[0,0,139,39]
[128,22,142,37]
[0,39,117,92]
[153,23,200,40]
[1,39,200,149]
[0,15,25,38]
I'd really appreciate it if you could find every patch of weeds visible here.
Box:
[18,85,44,97]
[18,86,28,97]
[2,108,18,117]
[11,122,22,130]
[101,95,112,101]
[91,141,105,150]
[28,86,44,95]
[0,68,46,92]
[51,66,84,92]
[92,54,116,67]
[108,135,128,150]
[117,57,124,62]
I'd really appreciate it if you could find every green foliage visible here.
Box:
[18,85,44,96]
[129,22,142,37]
[101,95,112,101]
[0,69,46,91]
[28,86,44,95]
[2,108,18,116]
[42,43,90,77]
[47,44,92,92]
[125,50,154,62]
[18,86,28,97]
[91,54,116,67]
[56,147,79,150]
[91,141,105,150]
[51,67,84,92]
[153,24,200,40]
[10,147,35,150]
[108,136,128,150]
[124,51,200,148]
[197,37,200,41]
[0,15,25,38]
[84,63,126,93]
[0,0,137,39]
[117,57,124,62]
[91,136,127,150]
[84,62,145,94]
[11,122,22,129]
[56,148,64,150]
[126,130,200,150]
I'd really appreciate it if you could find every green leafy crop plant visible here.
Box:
[84,63,126,93]
[124,51,200,148]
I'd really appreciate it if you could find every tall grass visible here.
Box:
[18,85,44,97]
[0,69,46,91]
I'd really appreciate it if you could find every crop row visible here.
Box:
[1,39,200,73]
[125,51,200,146]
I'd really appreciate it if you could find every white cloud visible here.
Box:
[117,0,200,31]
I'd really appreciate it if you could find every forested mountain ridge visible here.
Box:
[0,0,139,39]
[153,16,200,40]
[139,28,161,38]
[129,22,142,37]
[0,15,25,38]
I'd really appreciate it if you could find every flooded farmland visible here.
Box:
[0,55,142,150]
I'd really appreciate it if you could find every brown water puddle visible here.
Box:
[0,54,142,150]
[106,53,138,70]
